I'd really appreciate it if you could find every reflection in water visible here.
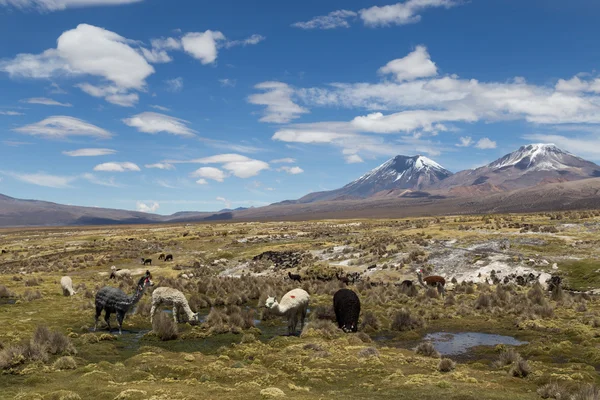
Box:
[422,332,527,355]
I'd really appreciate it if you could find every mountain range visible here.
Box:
[3,143,600,227]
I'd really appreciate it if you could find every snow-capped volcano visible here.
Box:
[297,155,453,203]
[433,143,600,192]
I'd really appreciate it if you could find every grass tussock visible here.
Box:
[391,308,424,332]
[438,358,456,372]
[415,342,440,358]
[359,311,380,333]
[0,285,14,298]
[537,382,569,399]
[357,347,379,358]
[152,312,179,341]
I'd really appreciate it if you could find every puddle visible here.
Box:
[0,298,17,305]
[422,332,528,356]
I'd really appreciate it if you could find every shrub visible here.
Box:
[527,283,545,306]
[509,358,531,378]
[355,332,372,343]
[415,342,440,358]
[23,290,42,302]
[391,309,424,332]
[301,320,339,339]
[425,287,439,299]
[152,312,178,341]
[444,294,456,306]
[360,311,380,332]
[32,326,76,355]
[357,347,379,358]
[533,301,554,318]
[537,382,568,399]
[474,293,491,309]
[53,356,77,370]
[438,358,456,372]
[494,348,520,367]
[572,384,600,400]
[0,285,14,298]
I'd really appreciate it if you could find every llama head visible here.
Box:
[265,296,277,309]
[111,265,117,271]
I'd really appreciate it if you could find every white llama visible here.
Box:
[60,276,76,296]
[150,287,199,325]
[265,288,309,336]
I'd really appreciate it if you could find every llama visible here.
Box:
[287,271,302,283]
[158,253,166,261]
[265,288,309,336]
[333,288,360,333]
[109,266,131,280]
[141,258,152,266]
[417,269,446,288]
[164,254,173,262]
[94,271,153,334]
[150,287,199,325]
[60,276,76,296]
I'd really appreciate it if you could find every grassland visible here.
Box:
[1,211,600,399]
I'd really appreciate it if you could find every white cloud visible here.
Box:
[63,148,116,157]
[271,157,296,164]
[181,30,225,64]
[93,162,140,172]
[151,37,182,51]
[0,24,154,106]
[475,137,497,149]
[123,112,196,137]
[14,116,112,139]
[248,81,309,123]
[166,77,183,92]
[190,167,226,182]
[219,78,236,87]
[0,111,24,116]
[22,97,72,107]
[278,166,304,174]
[168,153,270,179]
[456,136,473,147]
[136,201,159,213]
[81,173,121,187]
[1,171,75,188]
[225,34,266,48]
[76,83,140,107]
[141,48,172,64]
[0,0,143,12]
[378,45,437,82]
[200,138,265,154]
[292,10,357,29]
[150,105,170,111]
[359,0,459,27]
[196,178,208,185]
[345,154,364,163]
[216,196,231,209]
[145,163,175,170]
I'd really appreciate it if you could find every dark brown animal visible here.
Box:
[158,253,166,261]
[417,269,446,287]
[164,254,173,262]
[336,272,350,286]
[288,271,302,282]
[141,258,152,266]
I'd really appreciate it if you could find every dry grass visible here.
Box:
[391,308,424,332]
[438,358,456,372]
[415,342,440,358]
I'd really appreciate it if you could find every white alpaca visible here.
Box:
[110,266,132,280]
[265,288,309,336]
[150,287,199,324]
[60,276,76,296]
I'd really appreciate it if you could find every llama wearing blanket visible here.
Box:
[333,288,360,333]
[94,271,153,334]
[150,287,199,325]
[60,276,76,296]
[265,288,309,336]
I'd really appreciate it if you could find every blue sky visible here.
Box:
[2,0,600,214]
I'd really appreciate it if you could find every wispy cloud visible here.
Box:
[475,138,497,149]
[145,163,175,170]
[81,173,122,187]
[292,10,357,30]
[0,111,25,116]
[0,0,144,12]
[456,136,473,147]
[167,153,270,179]
[270,158,296,164]
[14,116,112,139]
[21,97,72,107]
[219,78,236,87]
[1,171,75,188]
[248,81,308,123]
[63,148,116,157]
[123,112,196,137]
[136,200,159,213]
[93,162,140,172]
[165,77,183,92]
[277,166,304,174]
[224,34,266,48]
[150,105,170,112]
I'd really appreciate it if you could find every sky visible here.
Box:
[2,0,600,215]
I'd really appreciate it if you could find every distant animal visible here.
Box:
[398,280,413,288]
[109,266,131,280]
[94,271,153,335]
[367,264,377,270]
[150,287,199,325]
[1,249,7,254]
[333,288,360,333]
[288,271,302,282]
[336,272,350,286]
[164,254,173,262]
[158,253,166,261]
[141,258,152,266]
[546,275,562,292]
[416,269,446,288]
[60,276,76,296]
[264,288,309,336]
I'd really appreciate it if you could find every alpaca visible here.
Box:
[141,258,152,266]
[164,254,173,262]
[333,288,360,333]
[150,287,199,325]
[60,276,76,296]
[109,266,131,280]
[158,253,166,261]
[265,288,309,336]
[94,271,153,334]
[417,269,446,288]
[288,271,302,283]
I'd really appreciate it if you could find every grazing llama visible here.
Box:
[265,288,309,336]
[60,276,76,296]
[287,271,302,282]
[94,271,153,334]
[333,288,360,333]
[150,287,199,325]
[141,258,152,266]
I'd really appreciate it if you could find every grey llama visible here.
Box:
[94,270,153,334]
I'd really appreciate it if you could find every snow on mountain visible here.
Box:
[489,143,573,171]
